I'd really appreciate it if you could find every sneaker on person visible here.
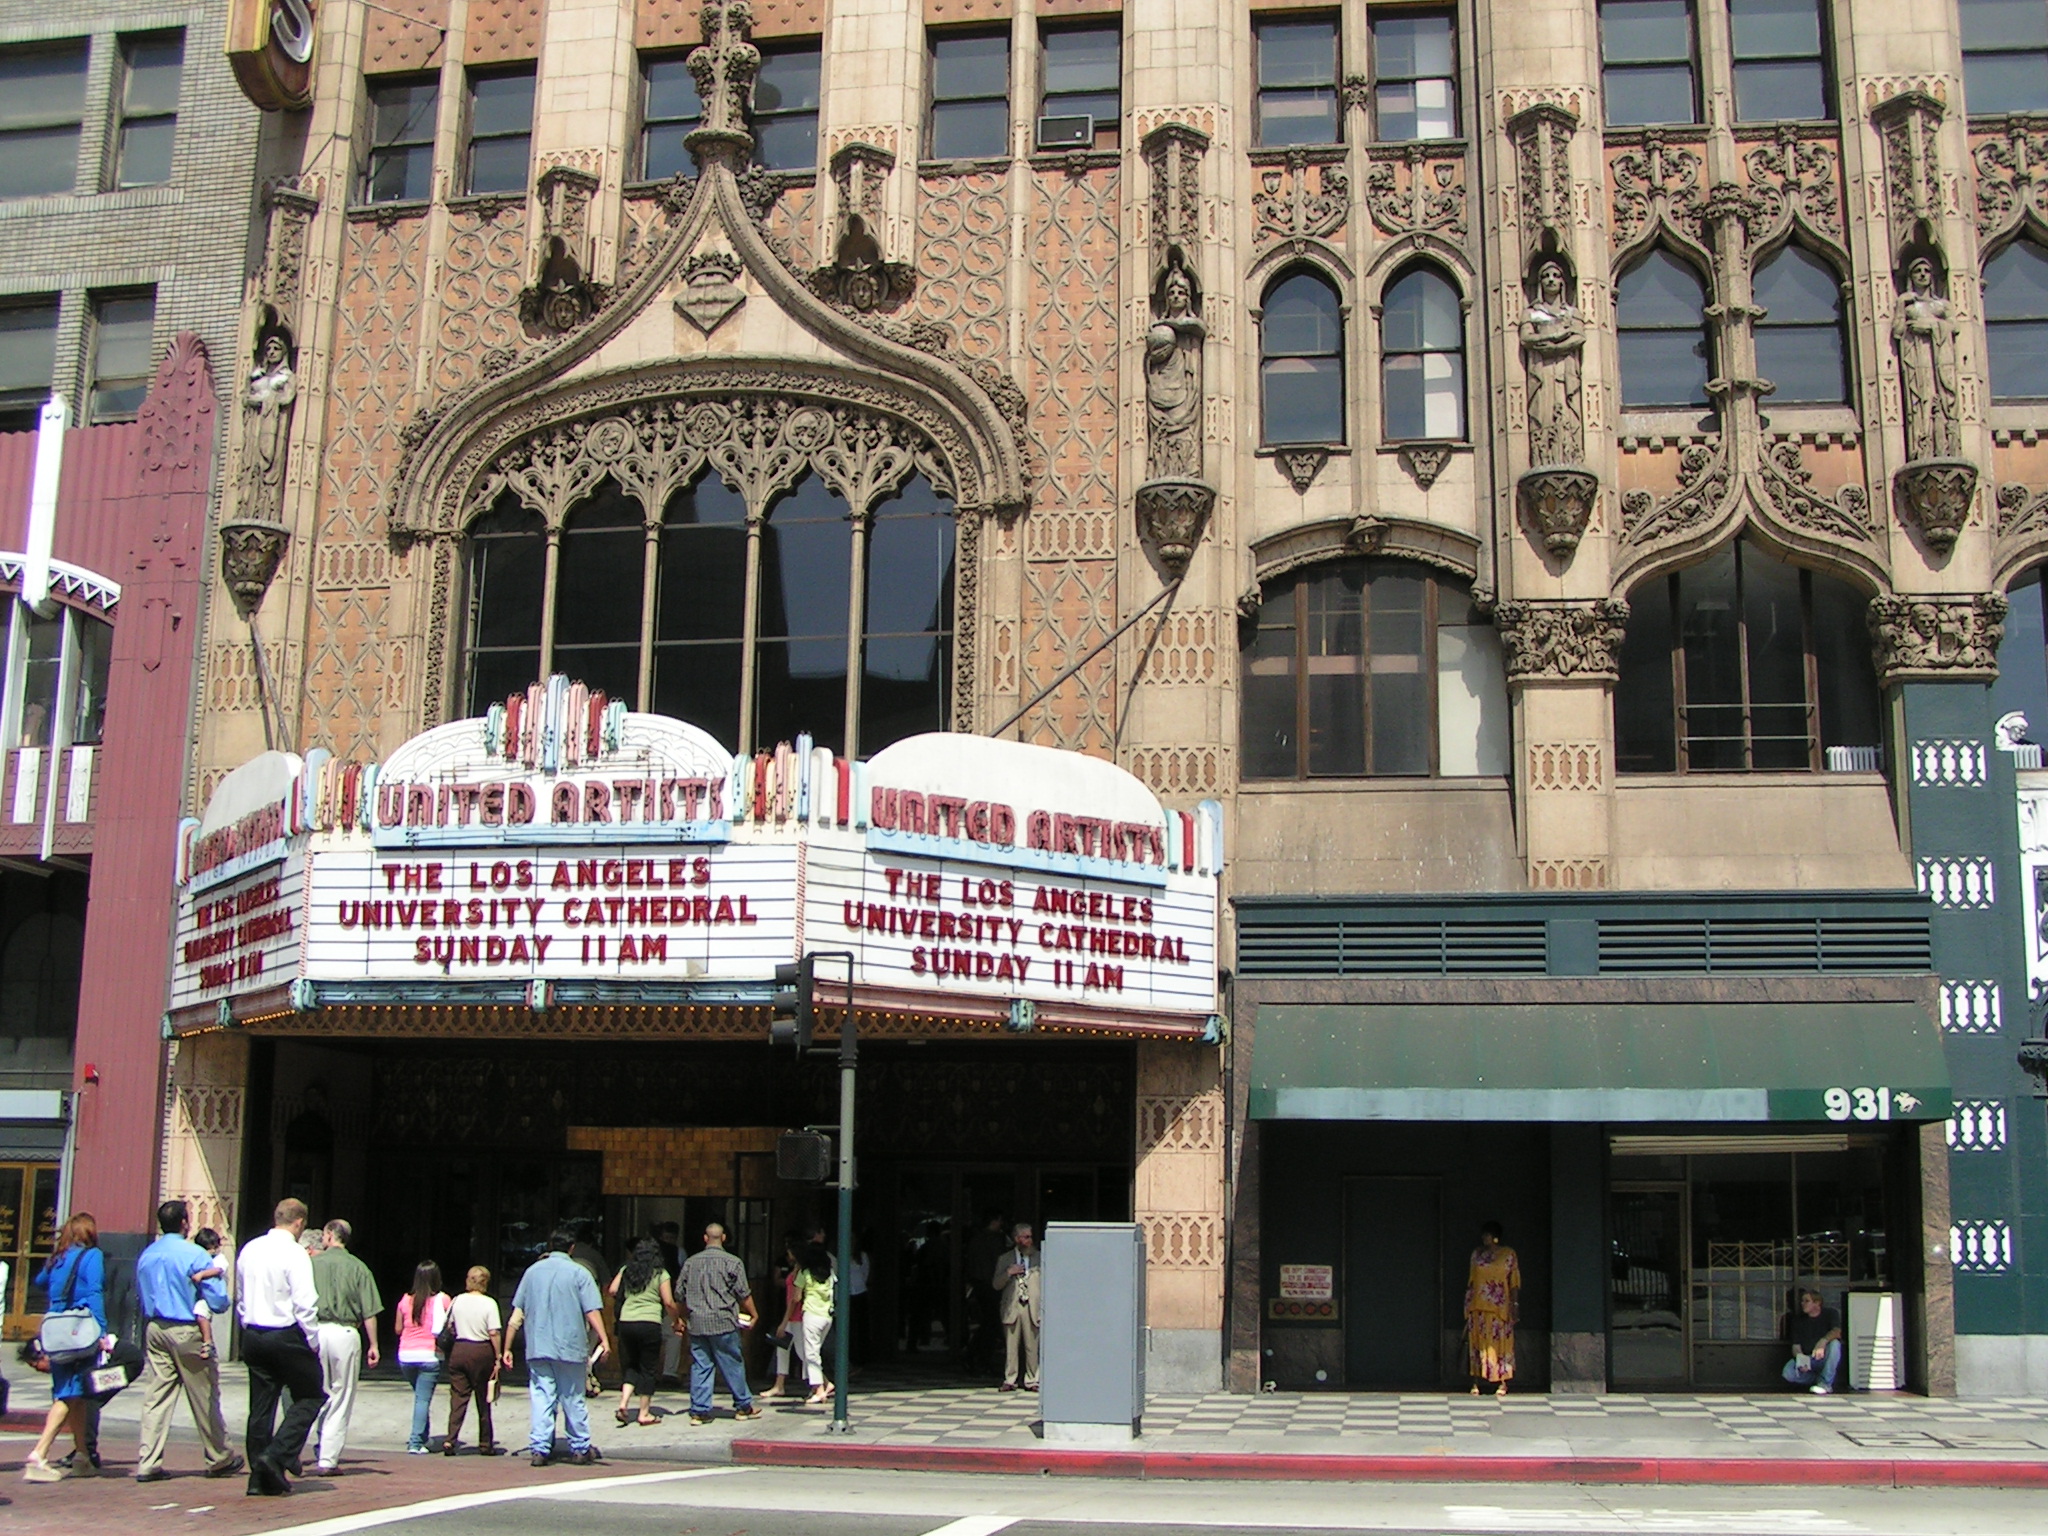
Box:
[1809,1383,1832,1395]
[733,1406,763,1420]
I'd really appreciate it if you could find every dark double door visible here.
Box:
[1344,1175,1443,1388]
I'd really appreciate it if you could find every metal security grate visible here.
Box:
[1237,919,1547,976]
[1596,915,1931,974]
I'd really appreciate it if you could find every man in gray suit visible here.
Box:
[993,1223,1040,1393]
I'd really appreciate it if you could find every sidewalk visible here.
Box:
[8,1358,2048,1488]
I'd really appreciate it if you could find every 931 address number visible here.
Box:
[1822,1086,1921,1121]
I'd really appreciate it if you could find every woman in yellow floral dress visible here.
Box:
[1463,1221,1520,1397]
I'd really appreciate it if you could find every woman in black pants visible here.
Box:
[606,1239,677,1425]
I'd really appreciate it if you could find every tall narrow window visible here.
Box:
[0,298,60,433]
[756,475,853,754]
[753,43,821,171]
[114,32,183,187]
[70,613,112,747]
[364,76,439,204]
[1370,11,1457,141]
[463,500,547,716]
[654,475,749,750]
[1041,24,1121,150]
[1729,0,1829,122]
[1255,17,1340,148]
[1614,538,1880,774]
[1991,569,2048,748]
[1985,240,2048,401]
[87,291,154,423]
[640,55,702,181]
[1616,251,1711,410]
[466,67,535,195]
[1961,0,2048,116]
[1261,270,1345,446]
[1752,246,1847,403]
[862,474,956,753]
[1600,0,1699,127]
[1241,560,1507,780]
[0,40,89,200]
[930,32,1011,160]
[1381,266,1465,440]
[551,482,646,706]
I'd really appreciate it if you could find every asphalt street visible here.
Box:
[229,1465,2048,1536]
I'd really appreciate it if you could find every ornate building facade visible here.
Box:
[156,0,2048,1392]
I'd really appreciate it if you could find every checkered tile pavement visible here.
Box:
[781,1383,2048,1455]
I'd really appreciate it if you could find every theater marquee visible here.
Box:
[168,680,1223,1036]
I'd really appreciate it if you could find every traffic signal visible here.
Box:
[770,954,816,1053]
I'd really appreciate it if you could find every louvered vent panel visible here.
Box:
[1599,916,1931,974]
[1237,919,1546,976]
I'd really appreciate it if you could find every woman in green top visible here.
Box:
[607,1240,679,1425]
[795,1242,837,1406]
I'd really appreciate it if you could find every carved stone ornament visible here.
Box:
[1364,144,1468,241]
[1507,102,1578,251]
[1741,126,1844,250]
[675,250,746,333]
[259,177,320,317]
[1870,90,1946,245]
[1520,257,1586,467]
[1275,447,1329,494]
[1610,131,1706,256]
[1493,599,1631,682]
[1866,593,2006,683]
[1974,116,2048,242]
[1145,249,1205,481]
[814,141,913,313]
[219,518,290,620]
[521,165,605,335]
[1893,255,1963,462]
[1620,439,1732,545]
[1143,121,1209,269]
[238,324,297,530]
[1758,439,1872,543]
[1517,467,1600,559]
[685,0,762,162]
[1253,151,1347,248]
[1893,457,1979,554]
[1134,478,1215,577]
[1399,444,1452,489]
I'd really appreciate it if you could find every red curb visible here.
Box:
[2,1410,44,1432]
[728,1438,2048,1489]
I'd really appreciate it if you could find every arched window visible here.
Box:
[1752,246,1847,404]
[462,459,957,756]
[1261,270,1344,445]
[1241,558,1509,779]
[1615,538,1879,773]
[1616,250,1711,410]
[1381,265,1465,439]
[1984,239,2048,400]
[1992,567,2048,744]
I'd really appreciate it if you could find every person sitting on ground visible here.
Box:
[1783,1288,1844,1395]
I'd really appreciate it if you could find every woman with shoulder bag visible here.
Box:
[393,1261,452,1453]
[607,1239,677,1426]
[23,1212,113,1483]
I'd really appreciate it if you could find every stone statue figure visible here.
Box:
[1145,252,1206,481]
[241,329,297,522]
[1893,255,1961,462]
[1519,259,1585,466]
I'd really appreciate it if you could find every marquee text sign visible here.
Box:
[171,682,1222,1024]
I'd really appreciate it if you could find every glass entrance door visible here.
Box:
[1610,1182,1688,1387]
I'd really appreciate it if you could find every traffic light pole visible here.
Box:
[830,993,855,1433]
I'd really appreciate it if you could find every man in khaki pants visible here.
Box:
[134,1200,241,1482]
[993,1223,1042,1393]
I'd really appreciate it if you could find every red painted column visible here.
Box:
[67,334,215,1232]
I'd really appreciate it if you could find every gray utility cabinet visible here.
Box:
[1042,1221,1145,1441]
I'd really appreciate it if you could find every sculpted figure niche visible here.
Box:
[240,327,296,524]
[1519,259,1585,467]
[1893,254,1962,462]
[1145,250,1206,480]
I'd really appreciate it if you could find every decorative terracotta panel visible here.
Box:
[466,0,544,64]
[637,0,825,48]
[435,205,529,396]
[926,0,1014,22]
[364,0,449,73]
[916,171,1008,361]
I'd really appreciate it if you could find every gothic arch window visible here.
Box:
[1380,263,1465,440]
[1616,249,1712,410]
[463,466,956,757]
[1984,239,2048,401]
[1260,268,1345,445]
[1614,537,1880,774]
[1241,558,1509,779]
[1752,245,1848,404]
[1992,567,2048,744]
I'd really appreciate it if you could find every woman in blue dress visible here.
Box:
[23,1212,111,1483]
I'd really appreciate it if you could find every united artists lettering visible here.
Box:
[189,802,286,879]
[374,775,724,829]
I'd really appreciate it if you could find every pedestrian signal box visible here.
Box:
[777,1130,833,1183]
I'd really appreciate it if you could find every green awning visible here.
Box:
[1249,1001,1952,1123]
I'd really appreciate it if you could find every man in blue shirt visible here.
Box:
[134,1199,242,1482]
[503,1226,608,1467]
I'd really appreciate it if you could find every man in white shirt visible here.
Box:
[235,1198,329,1496]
